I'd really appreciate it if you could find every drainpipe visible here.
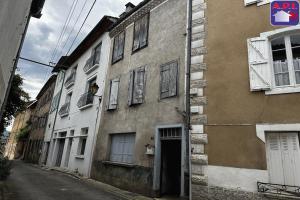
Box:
[186,0,193,199]
[47,70,65,166]
[0,14,31,122]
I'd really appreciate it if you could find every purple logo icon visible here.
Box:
[271,1,299,26]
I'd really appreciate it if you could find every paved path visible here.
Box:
[2,161,122,200]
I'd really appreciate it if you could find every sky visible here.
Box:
[18,0,143,100]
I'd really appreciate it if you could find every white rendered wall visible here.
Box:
[46,32,111,177]
[207,165,268,192]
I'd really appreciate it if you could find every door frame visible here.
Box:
[153,124,185,197]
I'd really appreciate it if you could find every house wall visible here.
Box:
[46,33,111,177]
[0,0,32,116]
[198,0,300,199]
[91,0,188,197]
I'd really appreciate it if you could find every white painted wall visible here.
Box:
[0,0,32,111]
[207,165,268,192]
[45,32,111,177]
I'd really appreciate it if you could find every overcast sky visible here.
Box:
[18,0,142,99]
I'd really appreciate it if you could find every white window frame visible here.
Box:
[256,123,300,143]
[259,26,300,95]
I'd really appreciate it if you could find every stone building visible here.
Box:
[91,0,189,198]
[43,16,116,177]
[189,0,300,199]
[0,0,45,121]
[4,102,35,160]
[24,75,56,164]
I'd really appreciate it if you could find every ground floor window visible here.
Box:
[77,128,88,156]
[109,133,135,164]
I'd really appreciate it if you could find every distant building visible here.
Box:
[91,0,188,198]
[4,102,35,159]
[0,0,45,122]
[23,75,56,164]
[44,16,116,177]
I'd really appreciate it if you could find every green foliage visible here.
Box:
[0,74,30,134]
[16,124,30,142]
[0,155,11,180]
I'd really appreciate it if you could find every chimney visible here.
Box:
[125,2,135,13]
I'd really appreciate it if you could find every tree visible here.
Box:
[0,74,30,134]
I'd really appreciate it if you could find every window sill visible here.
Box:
[65,82,74,89]
[78,104,93,110]
[132,44,148,55]
[75,155,84,159]
[112,57,123,65]
[59,113,69,118]
[102,161,135,168]
[84,64,99,74]
[265,86,300,95]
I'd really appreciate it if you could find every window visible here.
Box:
[110,133,135,164]
[160,61,179,99]
[128,66,146,105]
[247,30,300,95]
[87,77,97,93]
[50,92,60,113]
[107,78,120,110]
[77,128,88,156]
[92,43,101,65]
[66,92,72,103]
[132,14,149,52]
[112,32,125,64]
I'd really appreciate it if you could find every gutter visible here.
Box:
[186,0,192,199]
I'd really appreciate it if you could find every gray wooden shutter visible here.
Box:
[169,61,178,97]
[133,21,140,51]
[140,15,148,47]
[117,32,125,59]
[113,36,119,62]
[128,70,134,106]
[160,64,170,99]
[247,37,271,91]
[133,67,145,104]
[108,78,119,110]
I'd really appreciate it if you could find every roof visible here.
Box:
[36,75,57,100]
[30,0,45,18]
[53,16,117,72]
[109,0,150,31]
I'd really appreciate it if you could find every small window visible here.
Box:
[92,43,102,65]
[77,128,88,156]
[128,66,146,106]
[160,61,179,99]
[70,130,75,137]
[107,78,120,110]
[66,92,72,103]
[87,77,97,93]
[110,133,135,164]
[132,14,149,52]
[112,32,125,64]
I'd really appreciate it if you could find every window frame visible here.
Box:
[112,31,126,65]
[92,42,102,66]
[267,33,300,95]
[132,13,150,54]
[77,128,88,156]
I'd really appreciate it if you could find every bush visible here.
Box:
[0,155,11,180]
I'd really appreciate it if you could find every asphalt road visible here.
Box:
[2,161,122,200]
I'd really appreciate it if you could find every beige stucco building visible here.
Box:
[190,0,300,199]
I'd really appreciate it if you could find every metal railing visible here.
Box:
[77,92,94,109]
[58,102,70,117]
[257,182,300,197]
[64,72,76,87]
[83,56,99,73]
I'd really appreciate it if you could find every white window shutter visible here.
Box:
[108,78,119,110]
[247,37,271,91]
[244,0,258,6]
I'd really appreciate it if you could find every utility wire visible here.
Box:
[59,0,89,55]
[49,0,78,63]
[66,0,97,56]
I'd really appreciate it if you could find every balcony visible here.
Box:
[59,102,70,117]
[83,57,99,74]
[77,92,94,110]
[64,72,76,88]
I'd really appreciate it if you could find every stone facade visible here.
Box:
[189,0,208,199]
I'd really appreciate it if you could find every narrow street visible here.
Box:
[2,161,123,200]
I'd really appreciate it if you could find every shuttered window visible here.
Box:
[92,43,101,65]
[110,133,135,164]
[128,66,146,106]
[112,31,125,64]
[107,78,120,110]
[160,61,178,99]
[132,14,149,52]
